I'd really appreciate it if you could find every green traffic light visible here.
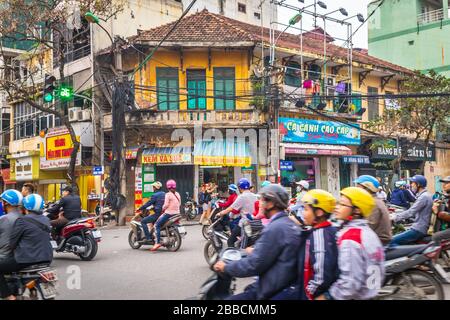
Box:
[58,86,74,100]
[44,93,53,102]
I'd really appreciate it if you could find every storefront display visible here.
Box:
[280,158,316,189]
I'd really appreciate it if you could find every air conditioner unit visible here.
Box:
[68,107,81,122]
[76,109,84,121]
[80,110,91,121]
[326,77,336,87]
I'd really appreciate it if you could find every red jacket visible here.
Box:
[219,193,239,214]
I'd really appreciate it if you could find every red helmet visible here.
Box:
[166,179,177,189]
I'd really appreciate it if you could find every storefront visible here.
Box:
[279,117,360,197]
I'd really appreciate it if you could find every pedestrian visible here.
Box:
[199,183,213,225]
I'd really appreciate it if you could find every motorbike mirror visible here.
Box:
[221,248,242,262]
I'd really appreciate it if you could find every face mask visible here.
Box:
[412,186,418,193]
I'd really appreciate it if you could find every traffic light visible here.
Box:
[43,74,56,103]
[57,84,74,101]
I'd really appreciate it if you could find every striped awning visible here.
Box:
[193,139,251,167]
[142,147,192,164]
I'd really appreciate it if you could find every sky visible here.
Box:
[279,0,371,49]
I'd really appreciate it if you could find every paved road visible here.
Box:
[53,224,252,300]
[52,225,450,300]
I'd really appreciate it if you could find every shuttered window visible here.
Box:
[187,69,207,109]
[214,67,235,110]
[156,67,179,110]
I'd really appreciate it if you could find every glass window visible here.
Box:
[156,67,179,110]
[368,86,379,120]
[284,61,302,87]
[214,67,235,110]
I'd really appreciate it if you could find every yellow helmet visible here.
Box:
[301,189,336,214]
[340,187,375,218]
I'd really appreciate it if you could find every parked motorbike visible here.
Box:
[5,264,58,300]
[44,210,102,261]
[376,242,449,300]
[183,192,198,221]
[128,208,186,251]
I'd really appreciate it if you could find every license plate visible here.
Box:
[50,241,58,249]
[41,282,57,299]
[92,230,102,239]
[434,263,450,282]
[178,226,186,234]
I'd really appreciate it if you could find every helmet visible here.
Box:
[395,180,407,188]
[23,194,44,212]
[261,181,271,188]
[340,187,375,218]
[228,184,238,193]
[152,181,162,189]
[0,189,23,207]
[302,189,336,214]
[296,180,309,190]
[409,175,427,188]
[166,179,177,189]
[238,178,251,190]
[354,175,380,193]
[259,184,289,210]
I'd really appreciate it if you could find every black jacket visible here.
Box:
[10,213,53,264]
[47,194,82,221]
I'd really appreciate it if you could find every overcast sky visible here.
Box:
[279,0,371,49]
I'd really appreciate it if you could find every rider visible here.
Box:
[46,186,82,230]
[0,194,52,300]
[218,178,258,247]
[354,175,392,245]
[20,183,35,198]
[390,175,433,246]
[432,176,450,243]
[137,181,165,243]
[0,190,24,262]
[390,181,410,209]
[213,184,301,300]
[296,190,339,300]
[289,180,310,223]
[150,180,181,252]
[253,181,271,225]
[317,187,384,300]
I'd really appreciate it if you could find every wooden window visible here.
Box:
[367,86,379,120]
[156,67,179,110]
[214,67,235,110]
[187,69,206,110]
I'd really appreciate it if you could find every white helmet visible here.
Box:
[296,180,309,190]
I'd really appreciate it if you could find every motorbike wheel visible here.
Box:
[79,235,98,261]
[165,228,182,252]
[128,230,143,249]
[204,240,220,266]
[389,269,444,300]
[202,225,210,240]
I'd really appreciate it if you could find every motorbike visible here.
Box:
[5,264,58,300]
[202,199,226,240]
[203,215,263,266]
[376,241,449,300]
[44,209,101,261]
[183,192,198,221]
[128,208,186,251]
[194,248,246,300]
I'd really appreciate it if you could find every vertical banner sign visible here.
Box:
[135,167,143,210]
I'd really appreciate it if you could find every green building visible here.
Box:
[368,0,450,76]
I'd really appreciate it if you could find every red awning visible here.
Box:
[282,143,352,156]
[1,169,15,185]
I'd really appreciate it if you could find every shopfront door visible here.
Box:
[339,159,351,189]
[156,165,194,204]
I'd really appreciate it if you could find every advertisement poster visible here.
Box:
[279,117,360,145]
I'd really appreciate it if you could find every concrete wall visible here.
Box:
[424,144,450,193]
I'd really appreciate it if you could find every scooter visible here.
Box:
[183,192,198,221]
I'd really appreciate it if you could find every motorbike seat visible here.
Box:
[385,244,428,260]
[161,214,181,228]
[421,236,432,243]
[17,263,51,273]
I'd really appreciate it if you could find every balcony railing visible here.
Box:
[418,8,444,24]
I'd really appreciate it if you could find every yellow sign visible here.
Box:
[46,134,79,160]
[142,153,191,164]
[194,156,251,167]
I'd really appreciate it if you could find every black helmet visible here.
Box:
[259,184,289,210]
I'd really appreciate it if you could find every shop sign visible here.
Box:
[142,153,191,164]
[241,165,254,173]
[342,156,370,164]
[41,131,81,169]
[279,117,360,145]
[15,156,33,181]
[280,161,294,171]
[92,166,104,176]
[126,147,139,160]
[373,141,436,161]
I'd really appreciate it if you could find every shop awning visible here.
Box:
[194,139,251,167]
[281,143,352,156]
[142,147,192,164]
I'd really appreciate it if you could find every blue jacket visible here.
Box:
[224,212,302,300]
[138,191,165,214]
[395,189,433,235]
[390,188,409,208]
[298,222,339,300]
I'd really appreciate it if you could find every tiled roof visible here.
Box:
[129,9,413,75]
